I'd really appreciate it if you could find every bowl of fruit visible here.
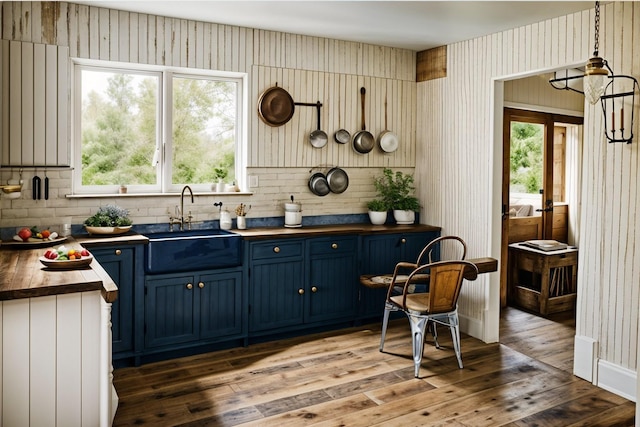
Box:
[5,226,66,248]
[40,246,93,270]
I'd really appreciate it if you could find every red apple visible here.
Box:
[18,227,32,242]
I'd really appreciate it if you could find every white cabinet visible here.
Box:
[0,40,69,166]
[0,291,116,426]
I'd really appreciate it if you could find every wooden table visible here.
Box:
[360,257,498,289]
[508,242,578,316]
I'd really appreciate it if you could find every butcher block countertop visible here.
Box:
[0,237,129,302]
[233,223,441,239]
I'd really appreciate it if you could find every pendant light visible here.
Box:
[584,1,609,104]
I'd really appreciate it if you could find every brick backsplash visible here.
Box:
[1,167,415,235]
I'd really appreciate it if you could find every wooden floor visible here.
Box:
[113,307,636,426]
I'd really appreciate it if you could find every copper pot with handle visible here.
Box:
[352,87,375,154]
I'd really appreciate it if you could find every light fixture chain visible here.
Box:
[593,1,600,56]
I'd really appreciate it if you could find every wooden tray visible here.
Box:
[3,236,67,249]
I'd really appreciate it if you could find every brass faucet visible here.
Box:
[179,185,194,231]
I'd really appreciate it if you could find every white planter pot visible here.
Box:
[393,209,415,224]
[368,210,388,225]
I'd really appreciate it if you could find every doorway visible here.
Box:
[500,108,583,307]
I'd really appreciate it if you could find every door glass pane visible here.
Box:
[510,121,544,213]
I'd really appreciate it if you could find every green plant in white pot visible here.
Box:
[213,167,228,192]
[373,168,420,224]
[366,199,389,225]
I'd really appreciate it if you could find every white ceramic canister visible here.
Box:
[236,216,247,230]
[220,210,232,230]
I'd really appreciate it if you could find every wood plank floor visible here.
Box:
[112,307,636,426]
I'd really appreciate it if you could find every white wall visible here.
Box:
[417,2,640,398]
[0,1,417,229]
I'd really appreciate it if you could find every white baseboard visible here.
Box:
[597,359,637,402]
[574,335,597,382]
[459,313,484,341]
[574,335,637,403]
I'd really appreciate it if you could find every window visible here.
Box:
[73,60,245,194]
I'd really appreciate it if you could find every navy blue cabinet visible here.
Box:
[89,245,141,357]
[248,239,305,332]
[360,231,438,319]
[248,235,358,335]
[145,268,243,349]
[306,236,358,323]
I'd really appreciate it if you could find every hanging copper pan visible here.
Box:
[326,167,349,193]
[352,87,375,154]
[258,85,295,127]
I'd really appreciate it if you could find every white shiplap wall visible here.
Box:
[0,1,417,228]
[418,3,640,376]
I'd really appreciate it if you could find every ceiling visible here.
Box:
[76,1,595,51]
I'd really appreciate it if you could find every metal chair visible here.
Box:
[379,235,467,351]
[380,259,478,378]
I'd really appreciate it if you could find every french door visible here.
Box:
[500,108,582,307]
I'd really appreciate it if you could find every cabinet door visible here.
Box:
[90,247,134,354]
[145,274,197,348]
[359,232,438,319]
[306,236,358,323]
[198,270,243,340]
[249,240,304,332]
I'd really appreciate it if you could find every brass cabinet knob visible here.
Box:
[198,282,205,289]
[273,246,280,253]
[115,249,122,255]
[186,283,193,290]
[311,286,318,293]
[401,238,406,244]
[298,288,304,295]
[331,243,338,249]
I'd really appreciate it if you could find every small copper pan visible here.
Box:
[258,84,295,127]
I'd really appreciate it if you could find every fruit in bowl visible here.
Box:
[43,246,90,261]
[13,226,59,242]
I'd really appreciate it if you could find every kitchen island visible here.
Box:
[0,240,129,427]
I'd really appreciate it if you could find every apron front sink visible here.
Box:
[144,229,242,274]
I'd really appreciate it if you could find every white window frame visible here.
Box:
[71,58,247,195]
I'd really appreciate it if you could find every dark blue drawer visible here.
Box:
[251,240,304,260]
[309,236,357,255]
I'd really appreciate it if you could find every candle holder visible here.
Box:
[600,74,639,144]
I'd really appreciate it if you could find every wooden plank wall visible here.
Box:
[0,1,418,222]
[417,2,640,373]
[0,40,69,166]
[1,1,417,171]
[504,73,584,114]
[252,65,416,169]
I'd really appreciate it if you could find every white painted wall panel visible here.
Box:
[1,39,68,166]
[2,299,30,427]
[417,2,640,373]
[30,296,57,426]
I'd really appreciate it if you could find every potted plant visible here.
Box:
[83,204,133,235]
[373,168,420,224]
[366,199,389,225]
[213,167,228,192]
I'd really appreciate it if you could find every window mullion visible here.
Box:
[162,71,173,192]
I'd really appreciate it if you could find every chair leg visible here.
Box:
[379,302,393,351]
[448,312,463,369]
[407,314,429,378]
[429,321,440,349]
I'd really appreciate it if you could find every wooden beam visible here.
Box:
[416,45,447,82]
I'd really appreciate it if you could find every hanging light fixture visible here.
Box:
[584,1,610,104]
